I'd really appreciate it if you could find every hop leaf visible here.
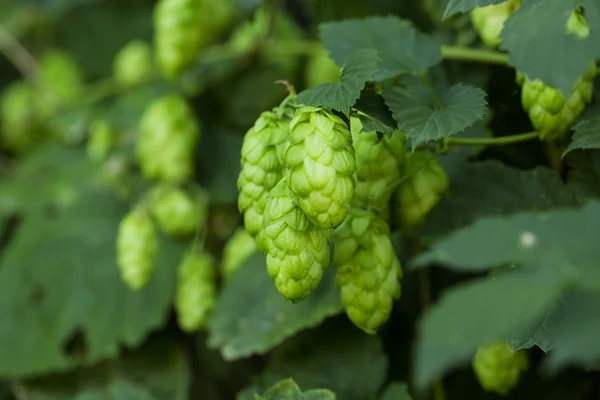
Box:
[153,0,235,77]
[113,39,154,87]
[87,119,118,162]
[238,109,290,242]
[116,206,159,291]
[175,251,217,332]
[0,81,43,153]
[149,185,208,237]
[221,228,257,279]
[470,0,521,48]
[394,151,449,228]
[137,95,200,183]
[285,106,357,230]
[472,340,529,395]
[261,179,330,303]
[333,211,402,334]
[350,117,405,213]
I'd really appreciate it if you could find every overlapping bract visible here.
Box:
[517,11,596,141]
[137,95,200,183]
[470,0,521,48]
[149,185,208,237]
[238,109,290,243]
[261,179,330,303]
[174,251,217,332]
[350,117,405,213]
[472,340,529,395]
[286,106,357,230]
[116,206,159,290]
[394,151,449,228]
[333,212,402,334]
[153,0,235,77]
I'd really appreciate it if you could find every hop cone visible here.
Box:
[238,109,290,242]
[149,185,208,237]
[87,119,117,162]
[394,151,449,228]
[0,81,42,153]
[153,0,235,77]
[261,179,330,303]
[517,11,596,142]
[350,117,405,213]
[37,49,85,113]
[473,340,529,395]
[333,211,402,334]
[137,95,200,183]
[114,40,153,87]
[304,47,339,87]
[116,206,159,290]
[175,251,217,332]
[470,0,521,48]
[221,228,257,279]
[286,106,357,230]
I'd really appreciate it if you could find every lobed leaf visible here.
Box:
[563,103,600,156]
[443,0,506,18]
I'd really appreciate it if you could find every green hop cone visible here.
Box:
[153,0,235,77]
[517,11,596,142]
[174,251,217,332]
[470,0,521,48]
[473,340,529,395]
[333,211,402,334]
[149,185,208,237]
[394,151,449,228]
[237,109,290,242]
[261,179,330,303]
[87,119,118,162]
[116,206,159,291]
[137,94,200,183]
[221,228,257,279]
[304,46,339,88]
[0,81,43,153]
[113,39,154,87]
[37,49,85,113]
[350,117,405,213]
[286,106,357,230]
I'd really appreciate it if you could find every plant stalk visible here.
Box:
[447,131,539,146]
[440,45,511,66]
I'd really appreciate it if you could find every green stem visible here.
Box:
[447,131,539,146]
[0,24,38,79]
[440,45,512,66]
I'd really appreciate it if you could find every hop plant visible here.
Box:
[137,95,200,183]
[470,0,521,48]
[153,0,235,77]
[87,119,117,162]
[516,11,596,142]
[37,49,85,113]
[149,185,208,237]
[238,109,290,243]
[261,179,330,303]
[350,117,405,213]
[304,47,340,88]
[394,151,449,228]
[113,39,153,86]
[473,340,529,395]
[174,251,217,332]
[221,228,257,279]
[0,81,42,153]
[116,206,159,291]
[333,211,402,334]
[285,106,357,230]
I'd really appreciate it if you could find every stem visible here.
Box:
[447,131,539,146]
[0,24,38,79]
[440,45,511,66]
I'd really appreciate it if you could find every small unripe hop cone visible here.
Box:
[220,228,257,279]
[472,340,529,395]
[470,0,521,48]
[113,39,154,87]
[148,185,209,237]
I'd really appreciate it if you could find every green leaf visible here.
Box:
[20,338,189,400]
[414,267,569,389]
[296,49,381,115]
[0,152,186,377]
[383,79,487,149]
[353,88,397,137]
[443,0,505,18]
[500,0,600,95]
[418,159,583,239]
[207,253,343,361]
[380,382,413,400]
[319,16,441,81]
[254,379,336,400]
[563,103,600,156]
[251,321,388,400]
[565,150,600,200]
[507,299,562,352]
